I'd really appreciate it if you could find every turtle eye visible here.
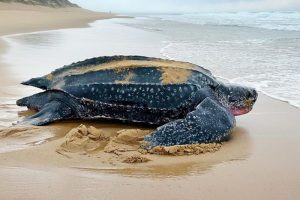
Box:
[246,91,252,99]
[209,85,217,90]
[210,82,221,90]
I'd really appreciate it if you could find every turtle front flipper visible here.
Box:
[17,90,81,126]
[144,97,236,148]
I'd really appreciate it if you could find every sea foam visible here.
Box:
[158,12,300,31]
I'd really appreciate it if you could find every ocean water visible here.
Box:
[123,12,300,108]
[158,12,300,31]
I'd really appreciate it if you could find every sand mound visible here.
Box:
[60,124,110,153]
[122,155,151,163]
[58,125,223,163]
[59,124,151,154]
[149,143,222,156]
[113,129,150,144]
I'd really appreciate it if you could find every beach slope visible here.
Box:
[0,2,115,36]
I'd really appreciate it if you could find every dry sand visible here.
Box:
[0,3,116,36]
[0,3,300,200]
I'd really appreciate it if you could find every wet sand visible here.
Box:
[0,4,300,200]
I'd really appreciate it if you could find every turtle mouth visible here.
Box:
[230,98,256,116]
[230,107,251,116]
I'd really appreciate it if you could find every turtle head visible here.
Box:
[214,83,258,116]
[21,76,51,90]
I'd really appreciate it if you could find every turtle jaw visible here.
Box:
[230,95,258,116]
[230,106,251,116]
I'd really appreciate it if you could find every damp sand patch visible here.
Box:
[0,125,59,153]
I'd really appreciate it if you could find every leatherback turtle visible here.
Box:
[17,55,257,147]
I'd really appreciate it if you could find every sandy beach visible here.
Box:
[0,3,300,200]
[0,3,116,36]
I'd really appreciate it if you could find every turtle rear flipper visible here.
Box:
[18,100,75,126]
[17,90,81,126]
[144,97,236,148]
